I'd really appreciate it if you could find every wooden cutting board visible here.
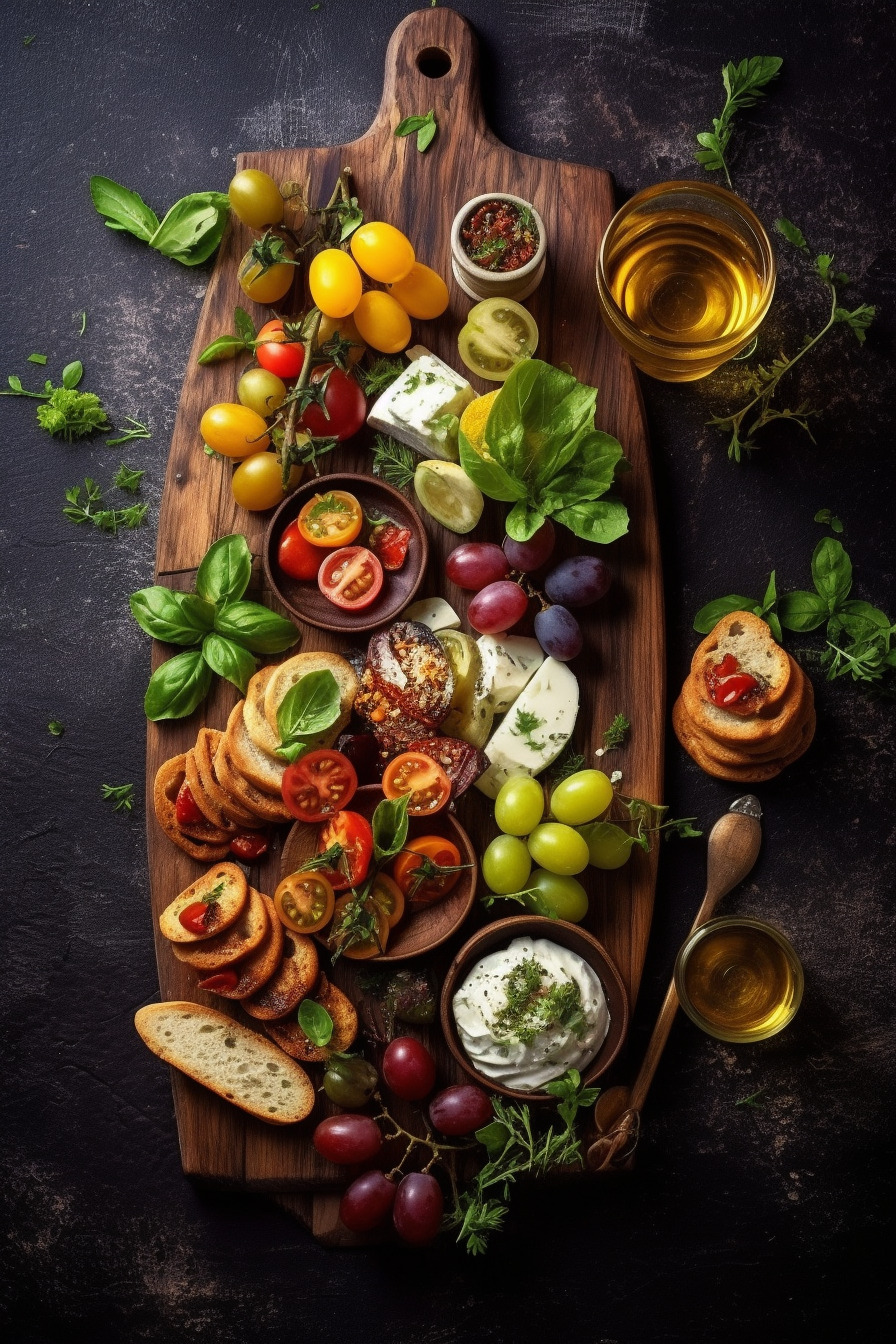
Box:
[145,6,662,1238]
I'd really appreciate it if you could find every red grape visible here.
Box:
[467,581,529,635]
[339,1171,397,1232]
[445,542,509,591]
[393,1172,444,1245]
[503,520,555,572]
[381,1036,436,1101]
[428,1085,493,1135]
[313,1114,383,1164]
[544,555,611,607]
[534,604,583,661]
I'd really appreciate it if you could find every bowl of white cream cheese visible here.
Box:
[441,917,629,1100]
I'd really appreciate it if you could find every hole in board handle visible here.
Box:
[416,47,452,78]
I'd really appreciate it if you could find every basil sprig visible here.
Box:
[90,176,230,267]
[275,670,341,762]
[130,534,300,720]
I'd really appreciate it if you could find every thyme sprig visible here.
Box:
[371,433,416,490]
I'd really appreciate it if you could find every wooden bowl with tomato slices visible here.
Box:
[278,784,477,962]
[263,473,428,633]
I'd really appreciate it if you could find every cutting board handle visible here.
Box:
[367,6,488,145]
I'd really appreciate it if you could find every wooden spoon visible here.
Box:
[587,795,762,1172]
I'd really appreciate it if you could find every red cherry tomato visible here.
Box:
[281,750,358,822]
[318,546,384,611]
[178,901,211,935]
[197,969,240,993]
[297,366,366,441]
[318,810,374,891]
[255,319,304,380]
[175,781,204,826]
[277,519,324,581]
[369,522,412,571]
[229,832,269,860]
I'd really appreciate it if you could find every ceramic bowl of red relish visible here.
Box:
[451,192,546,301]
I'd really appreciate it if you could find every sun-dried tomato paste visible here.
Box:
[461,199,539,272]
[705,653,762,711]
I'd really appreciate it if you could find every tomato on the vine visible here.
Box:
[231,452,302,511]
[381,753,451,816]
[200,403,270,459]
[274,872,335,934]
[238,249,294,305]
[277,519,323,581]
[255,319,304,380]
[352,291,412,354]
[297,489,363,547]
[238,367,287,417]
[281,750,358,822]
[318,811,374,891]
[318,546,384,611]
[228,169,284,229]
[350,222,415,284]
[309,248,363,318]
[297,367,366,441]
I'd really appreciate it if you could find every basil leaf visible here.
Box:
[90,175,160,242]
[836,600,893,641]
[539,429,623,509]
[778,590,829,632]
[276,739,313,765]
[505,502,546,543]
[214,601,299,653]
[811,538,852,610]
[372,793,410,863]
[62,361,83,389]
[761,569,778,612]
[693,595,759,633]
[129,587,213,644]
[276,670,341,745]
[144,649,212,721]
[550,497,629,546]
[201,633,256,695]
[198,335,249,365]
[458,429,526,503]
[195,534,252,604]
[395,114,430,136]
[297,999,334,1047]
[149,192,231,266]
[766,611,784,644]
[417,117,437,152]
[233,307,256,345]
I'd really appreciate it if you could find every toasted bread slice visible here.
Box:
[686,659,809,747]
[242,932,320,1020]
[674,697,816,781]
[192,728,265,830]
[153,755,231,861]
[171,886,269,969]
[262,651,358,741]
[263,975,358,1062]
[692,611,792,712]
[214,740,295,824]
[185,743,238,834]
[158,863,249,943]
[225,700,287,795]
[134,1002,314,1124]
[199,893,285,1000]
[243,665,282,757]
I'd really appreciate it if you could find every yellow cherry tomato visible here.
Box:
[237,368,287,417]
[309,248,363,318]
[200,403,270,459]
[238,249,295,304]
[350,221,415,284]
[227,169,284,229]
[352,291,412,354]
[318,311,367,367]
[388,262,450,319]
[231,451,304,511]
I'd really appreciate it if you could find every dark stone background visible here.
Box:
[1,2,893,1341]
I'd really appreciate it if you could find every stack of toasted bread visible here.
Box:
[153,652,359,860]
[673,611,815,782]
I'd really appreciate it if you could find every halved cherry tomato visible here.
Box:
[318,546,384,611]
[370,873,405,928]
[281,750,358,822]
[297,366,367,441]
[178,901,212,935]
[382,753,452,816]
[318,811,374,891]
[229,832,269,861]
[274,872,336,934]
[176,781,204,826]
[368,522,412,571]
[297,490,363,547]
[329,894,390,959]
[197,969,240,992]
[255,319,305,380]
[392,835,463,903]
[278,519,324,580]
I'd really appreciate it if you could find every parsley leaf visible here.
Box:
[106,417,150,446]
[113,464,145,493]
[694,57,783,186]
[101,783,135,813]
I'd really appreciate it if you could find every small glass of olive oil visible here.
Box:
[674,917,803,1043]
[596,181,775,381]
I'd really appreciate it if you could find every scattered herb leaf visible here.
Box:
[371,433,416,490]
[694,56,783,187]
[298,999,334,1047]
[735,1088,766,1109]
[395,109,437,153]
[113,464,145,493]
[106,416,150,446]
[602,713,630,752]
[48,720,65,737]
[101,783,134,813]
[89,176,230,266]
[27,353,47,365]
[78,311,87,336]
[814,508,844,534]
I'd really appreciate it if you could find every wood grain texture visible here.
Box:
[144,7,661,1217]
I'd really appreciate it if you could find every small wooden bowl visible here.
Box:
[440,915,630,1101]
[280,784,478,962]
[262,472,428,634]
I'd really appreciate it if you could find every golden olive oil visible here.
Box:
[681,921,802,1042]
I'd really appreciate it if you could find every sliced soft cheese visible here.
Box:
[475,658,579,799]
[401,597,461,631]
[476,635,545,714]
[367,354,475,462]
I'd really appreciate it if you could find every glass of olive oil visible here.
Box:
[596,181,775,381]
[674,917,803,1043]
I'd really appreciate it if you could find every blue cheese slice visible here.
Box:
[367,354,476,462]
[401,597,461,631]
[475,658,579,799]
[476,635,545,714]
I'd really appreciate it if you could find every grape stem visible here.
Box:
[372,1093,473,1179]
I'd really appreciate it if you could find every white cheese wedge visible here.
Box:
[475,658,579,799]
[401,597,461,631]
[367,354,476,462]
[476,635,545,714]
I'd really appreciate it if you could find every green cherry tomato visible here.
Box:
[228,169,284,229]
[527,822,589,876]
[238,367,287,418]
[550,770,614,826]
[482,835,532,895]
[494,776,545,836]
[581,821,635,870]
[231,452,303,511]
[200,403,270,459]
[322,1055,379,1109]
[528,868,589,923]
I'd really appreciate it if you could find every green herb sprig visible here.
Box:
[107,417,151,447]
[601,713,630,752]
[90,176,230,267]
[359,357,405,398]
[101,783,134,814]
[371,433,416,490]
[694,57,782,186]
[1,361,110,441]
[63,468,147,535]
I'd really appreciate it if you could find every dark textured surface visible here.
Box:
[1,2,893,1341]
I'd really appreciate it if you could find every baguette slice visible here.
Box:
[192,728,264,831]
[171,885,269,970]
[158,863,249,943]
[214,740,295,824]
[153,755,231,861]
[134,1002,314,1124]
[686,658,809,746]
[201,893,285,1000]
[225,700,287,795]
[263,976,358,1062]
[243,665,283,758]
[242,932,320,1020]
[675,703,816,782]
[262,651,358,740]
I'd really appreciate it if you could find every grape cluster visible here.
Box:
[445,524,612,661]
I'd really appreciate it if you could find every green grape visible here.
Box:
[527,822,589,876]
[550,769,613,826]
[482,835,532,894]
[581,821,634,870]
[528,868,589,923]
[494,776,545,836]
